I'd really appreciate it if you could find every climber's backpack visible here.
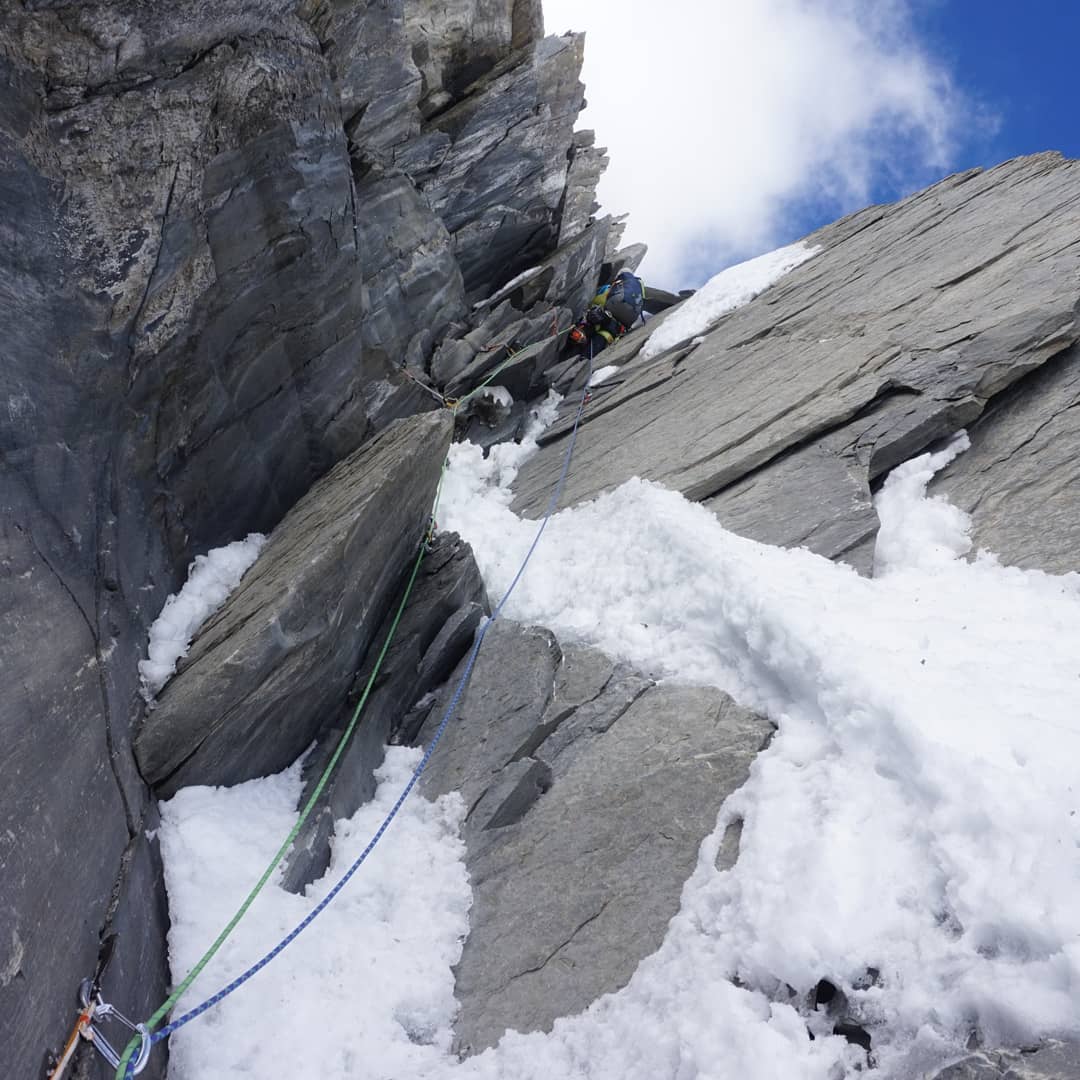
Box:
[603,271,645,330]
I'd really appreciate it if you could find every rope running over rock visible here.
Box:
[116,344,594,1078]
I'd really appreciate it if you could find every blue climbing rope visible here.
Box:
[121,347,595,1076]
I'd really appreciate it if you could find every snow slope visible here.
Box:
[158,425,1080,1079]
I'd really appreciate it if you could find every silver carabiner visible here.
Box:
[77,980,152,1075]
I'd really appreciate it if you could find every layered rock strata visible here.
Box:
[512,154,1080,577]
[282,529,490,893]
[416,621,774,1053]
[0,1,615,1073]
[135,411,452,797]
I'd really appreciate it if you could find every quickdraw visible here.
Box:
[46,981,151,1079]
[77,980,152,1076]
[423,515,438,551]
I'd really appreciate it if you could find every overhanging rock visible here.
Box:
[135,411,452,796]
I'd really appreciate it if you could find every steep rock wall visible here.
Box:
[0,2,612,1074]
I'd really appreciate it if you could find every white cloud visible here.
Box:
[542,0,980,288]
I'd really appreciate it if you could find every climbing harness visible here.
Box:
[113,342,595,1079]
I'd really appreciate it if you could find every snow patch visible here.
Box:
[436,436,1080,1074]
[159,749,470,1078]
[139,533,266,700]
[157,424,1080,1079]
[478,385,513,410]
[641,242,819,359]
[873,433,972,575]
[587,365,619,387]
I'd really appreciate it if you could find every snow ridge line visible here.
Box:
[116,351,595,1079]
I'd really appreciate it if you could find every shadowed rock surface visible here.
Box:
[136,411,452,797]
[0,0,616,1071]
[512,154,1080,575]
[282,531,489,893]
[417,622,773,1054]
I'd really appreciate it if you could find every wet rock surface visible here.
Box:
[512,154,1080,576]
[417,622,773,1054]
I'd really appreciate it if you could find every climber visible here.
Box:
[568,268,645,356]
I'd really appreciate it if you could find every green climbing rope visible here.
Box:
[128,462,450,1052]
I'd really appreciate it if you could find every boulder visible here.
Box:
[135,411,452,796]
[511,154,1080,576]
[417,623,773,1054]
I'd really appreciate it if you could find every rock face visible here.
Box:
[282,530,489,893]
[135,411,452,797]
[931,1041,1080,1079]
[512,154,1080,577]
[932,343,1080,575]
[417,621,774,1053]
[7,0,1078,1074]
[0,0,612,1073]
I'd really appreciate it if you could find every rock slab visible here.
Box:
[282,531,489,892]
[136,411,452,796]
[417,621,773,1053]
[512,154,1080,576]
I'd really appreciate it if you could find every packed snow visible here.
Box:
[587,364,619,386]
[641,241,819,359]
[159,750,471,1078]
[156,412,1080,1077]
[139,534,266,699]
[478,385,514,410]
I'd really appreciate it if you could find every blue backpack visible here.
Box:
[603,271,644,329]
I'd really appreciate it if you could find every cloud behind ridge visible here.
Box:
[542,0,987,288]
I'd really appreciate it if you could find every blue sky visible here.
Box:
[916,1,1080,165]
[774,1,1080,266]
